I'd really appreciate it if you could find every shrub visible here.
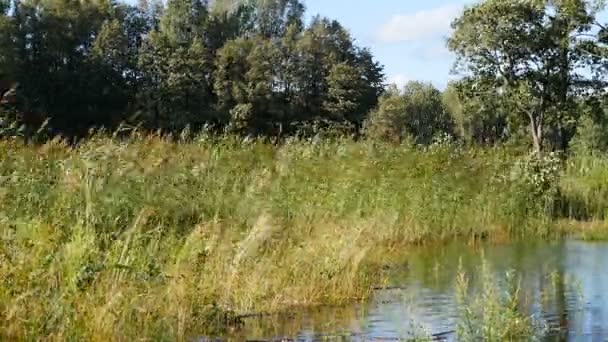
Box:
[364,82,454,145]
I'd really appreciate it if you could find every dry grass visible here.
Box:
[0,133,592,339]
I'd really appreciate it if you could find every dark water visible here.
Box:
[221,240,608,341]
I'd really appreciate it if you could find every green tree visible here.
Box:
[365,81,453,144]
[443,80,511,145]
[214,37,283,134]
[293,17,357,122]
[322,48,384,127]
[449,0,604,154]
[354,47,385,124]
[2,0,384,137]
[11,0,117,131]
[363,86,407,143]
[0,0,16,132]
[212,14,383,135]
[570,95,608,154]
[90,18,135,119]
[244,38,283,133]
[206,3,254,51]
[255,0,304,38]
[213,37,254,130]
[0,0,16,84]
[138,0,215,130]
[323,63,366,122]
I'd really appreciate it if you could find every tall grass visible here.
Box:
[560,153,608,220]
[556,152,608,240]
[455,257,545,341]
[0,133,575,339]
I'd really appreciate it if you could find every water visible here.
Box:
[223,240,608,341]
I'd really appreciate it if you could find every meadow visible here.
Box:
[1,132,606,340]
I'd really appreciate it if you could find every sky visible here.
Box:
[128,0,607,90]
[303,0,473,90]
[303,0,608,90]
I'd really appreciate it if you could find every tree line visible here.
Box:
[0,0,383,137]
[0,0,607,154]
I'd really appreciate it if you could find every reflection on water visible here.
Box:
[222,240,608,341]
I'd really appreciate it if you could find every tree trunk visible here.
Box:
[530,117,543,157]
[154,102,160,128]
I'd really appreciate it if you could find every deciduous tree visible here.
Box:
[449,0,605,154]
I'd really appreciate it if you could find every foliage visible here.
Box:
[455,258,546,341]
[0,1,16,80]
[511,152,563,199]
[559,151,608,220]
[0,0,384,137]
[443,80,511,145]
[569,99,608,155]
[0,133,573,339]
[0,112,24,139]
[365,82,454,144]
[2,0,608,150]
[448,0,607,154]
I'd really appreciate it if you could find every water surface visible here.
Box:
[224,240,608,341]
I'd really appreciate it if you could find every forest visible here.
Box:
[0,0,606,154]
[2,0,608,340]
[0,0,384,137]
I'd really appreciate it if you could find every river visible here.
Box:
[209,240,608,341]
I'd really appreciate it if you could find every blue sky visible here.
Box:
[128,0,606,90]
[303,0,608,90]
[303,0,472,90]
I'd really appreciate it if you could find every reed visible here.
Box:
[0,133,601,339]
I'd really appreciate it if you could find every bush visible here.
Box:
[0,112,24,139]
[455,258,547,341]
[570,115,608,156]
[510,152,562,199]
[364,82,454,145]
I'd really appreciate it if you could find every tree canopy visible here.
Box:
[1,0,607,154]
[365,82,454,144]
[0,0,385,137]
[448,0,608,153]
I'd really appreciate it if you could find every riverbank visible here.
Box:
[230,239,604,341]
[1,134,606,340]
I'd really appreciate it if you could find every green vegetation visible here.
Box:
[1,0,606,153]
[1,0,608,339]
[2,133,608,340]
[448,0,607,154]
[455,258,544,341]
[364,82,454,145]
[555,151,608,240]
[0,0,383,137]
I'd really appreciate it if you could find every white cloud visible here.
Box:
[388,74,410,89]
[376,4,463,44]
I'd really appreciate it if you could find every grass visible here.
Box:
[455,257,544,341]
[558,152,608,220]
[555,152,608,240]
[0,132,606,340]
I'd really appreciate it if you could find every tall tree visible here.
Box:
[2,0,384,137]
[138,0,216,130]
[159,0,207,45]
[449,0,605,154]
[11,0,117,131]
[0,2,16,107]
[323,62,366,122]
[294,17,355,120]
[213,36,253,130]
[0,0,15,82]
[255,0,304,38]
